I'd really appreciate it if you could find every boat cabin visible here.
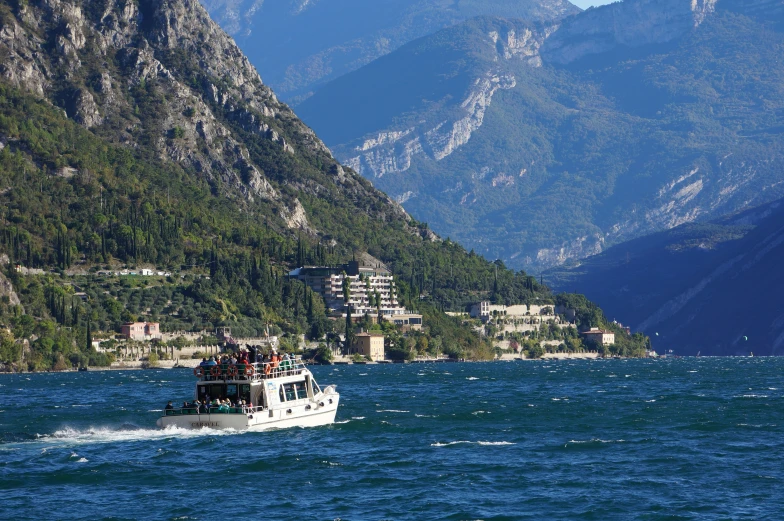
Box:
[193,371,322,411]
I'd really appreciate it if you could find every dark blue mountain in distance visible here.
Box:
[199,0,578,101]
[545,198,784,356]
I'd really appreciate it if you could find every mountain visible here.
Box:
[198,0,579,101]
[545,198,784,356]
[0,0,642,370]
[296,0,784,271]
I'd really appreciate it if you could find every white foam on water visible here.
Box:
[359,373,368,376]
[736,394,769,398]
[76,457,88,463]
[334,420,351,424]
[35,425,243,446]
[466,377,479,381]
[415,414,435,418]
[376,409,409,413]
[351,416,365,420]
[567,438,625,445]
[472,411,490,415]
[645,399,656,403]
[147,409,163,412]
[431,440,515,447]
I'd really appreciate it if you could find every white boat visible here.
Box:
[157,357,339,430]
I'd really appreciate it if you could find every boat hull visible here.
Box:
[156,395,340,431]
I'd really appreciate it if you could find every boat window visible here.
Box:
[226,384,238,400]
[279,385,285,402]
[295,382,308,399]
[311,379,321,395]
[240,384,251,404]
[284,383,297,401]
[199,384,225,401]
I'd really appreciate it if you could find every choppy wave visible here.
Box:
[567,438,626,445]
[431,440,515,447]
[376,409,409,413]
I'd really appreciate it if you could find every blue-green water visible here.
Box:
[1,358,783,520]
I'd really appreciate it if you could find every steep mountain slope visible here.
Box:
[1,0,642,370]
[546,198,784,356]
[297,1,784,271]
[199,0,578,101]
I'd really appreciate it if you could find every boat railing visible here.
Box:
[192,356,307,382]
[163,404,266,416]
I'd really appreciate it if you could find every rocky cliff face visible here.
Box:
[345,71,520,179]
[316,18,552,180]
[0,0,405,234]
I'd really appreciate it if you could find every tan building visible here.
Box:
[382,313,423,332]
[121,322,161,341]
[581,328,615,346]
[353,332,385,361]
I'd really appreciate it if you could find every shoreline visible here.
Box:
[0,352,640,374]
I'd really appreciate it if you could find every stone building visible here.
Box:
[581,328,615,346]
[121,322,161,341]
[353,332,385,361]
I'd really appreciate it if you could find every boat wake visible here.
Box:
[32,425,244,446]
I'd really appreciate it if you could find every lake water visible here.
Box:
[1,358,783,520]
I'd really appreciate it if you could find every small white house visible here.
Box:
[140,269,154,276]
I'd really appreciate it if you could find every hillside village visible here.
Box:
[1,253,643,371]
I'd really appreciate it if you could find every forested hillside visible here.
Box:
[297,3,784,271]
[0,0,644,371]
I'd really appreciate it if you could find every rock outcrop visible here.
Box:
[0,269,22,309]
[0,0,336,206]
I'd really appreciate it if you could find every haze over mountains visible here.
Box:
[546,197,784,356]
[199,0,578,101]
[290,0,784,271]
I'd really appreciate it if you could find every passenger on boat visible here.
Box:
[199,358,209,367]
[165,401,174,413]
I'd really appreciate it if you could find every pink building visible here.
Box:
[121,322,161,341]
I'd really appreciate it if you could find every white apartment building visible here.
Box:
[289,261,409,317]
